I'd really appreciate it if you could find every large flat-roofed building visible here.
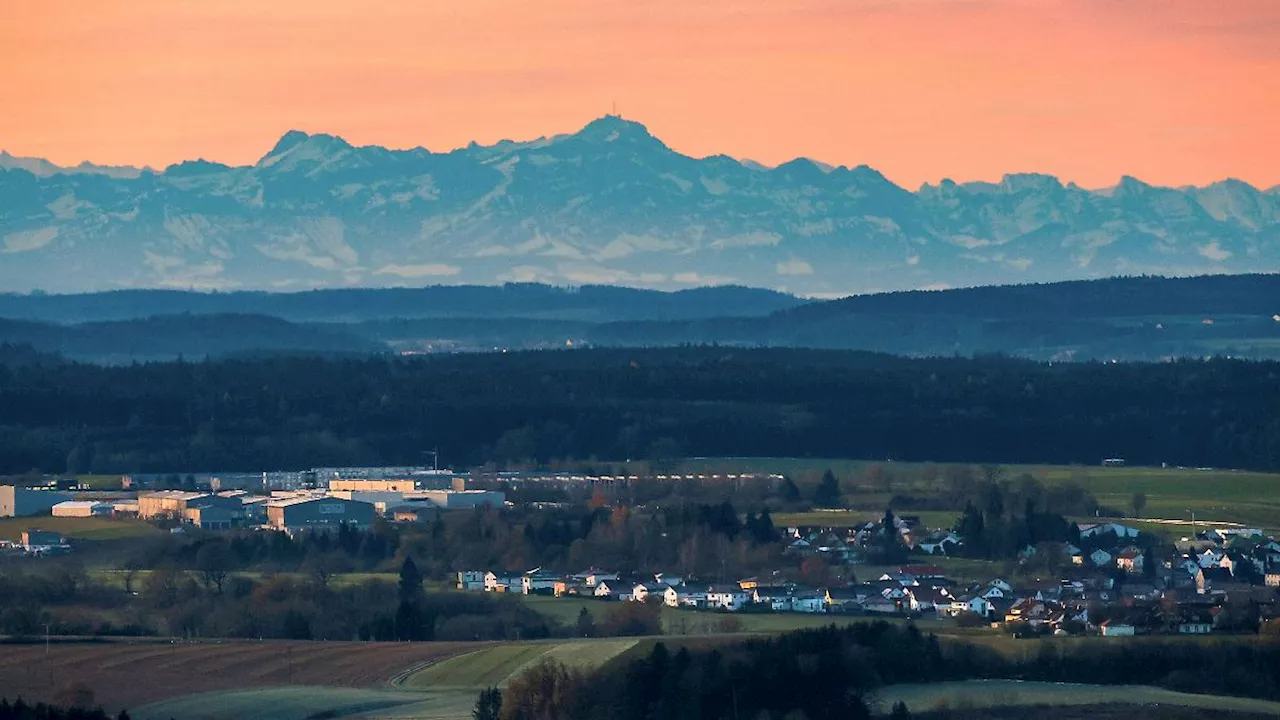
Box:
[327,479,419,493]
[185,505,235,530]
[51,501,112,518]
[137,491,243,520]
[267,496,374,532]
[21,530,65,548]
[409,490,505,510]
[0,486,71,517]
[328,490,406,514]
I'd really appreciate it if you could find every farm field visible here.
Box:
[133,686,472,720]
[403,638,639,690]
[673,458,1280,531]
[874,679,1280,715]
[0,639,479,713]
[0,515,157,541]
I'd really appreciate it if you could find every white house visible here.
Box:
[967,596,995,618]
[631,583,669,603]
[664,585,707,608]
[982,580,1012,600]
[594,580,628,600]
[706,584,751,611]
[484,571,521,593]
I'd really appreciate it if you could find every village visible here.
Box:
[457,517,1280,638]
[5,466,1280,639]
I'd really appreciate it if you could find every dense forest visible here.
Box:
[2,345,1279,473]
[491,623,1280,720]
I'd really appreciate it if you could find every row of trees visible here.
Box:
[2,347,1279,473]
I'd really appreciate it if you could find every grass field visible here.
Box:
[0,639,480,712]
[0,515,157,541]
[673,458,1280,531]
[873,679,1280,715]
[403,638,639,690]
[133,686,468,720]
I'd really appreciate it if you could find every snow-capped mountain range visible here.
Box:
[2,116,1278,294]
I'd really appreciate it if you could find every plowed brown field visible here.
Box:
[0,639,479,712]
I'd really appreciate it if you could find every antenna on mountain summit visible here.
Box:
[611,101,618,117]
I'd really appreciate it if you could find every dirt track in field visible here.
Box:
[0,639,480,712]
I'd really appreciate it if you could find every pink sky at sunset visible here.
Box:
[2,0,1277,190]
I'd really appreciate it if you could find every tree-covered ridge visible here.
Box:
[494,622,1280,719]
[0,346,1278,474]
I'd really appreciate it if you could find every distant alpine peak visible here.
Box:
[258,129,354,167]
[572,114,663,146]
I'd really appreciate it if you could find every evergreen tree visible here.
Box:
[472,687,501,720]
[779,476,801,503]
[576,607,596,638]
[813,469,841,507]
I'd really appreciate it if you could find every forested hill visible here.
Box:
[0,314,378,362]
[1,347,1277,474]
[0,283,803,324]
[2,274,1278,361]
[781,273,1280,321]
[589,274,1280,359]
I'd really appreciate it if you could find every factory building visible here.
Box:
[51,501,112,518]
[137,491,244,521]
[266,496,374,533]
[410,489,505,510]
[327,479,419,493]
[0,485,71,517]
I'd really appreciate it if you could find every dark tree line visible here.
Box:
[494,622,1280,720]
[0,699,125,720]
[1,347,1279,474]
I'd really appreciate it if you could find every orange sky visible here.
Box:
[2,0,1277,189]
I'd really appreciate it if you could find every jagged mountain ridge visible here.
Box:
[2,116,1278,293]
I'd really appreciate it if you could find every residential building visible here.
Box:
[631,583,669,603]
[523,571,561,595]
[457,570,486,591]
[706,584,751,611]
[1116,549,1145,573]
[1099,621,1136,637]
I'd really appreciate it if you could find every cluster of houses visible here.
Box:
[457,520,1280,636]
